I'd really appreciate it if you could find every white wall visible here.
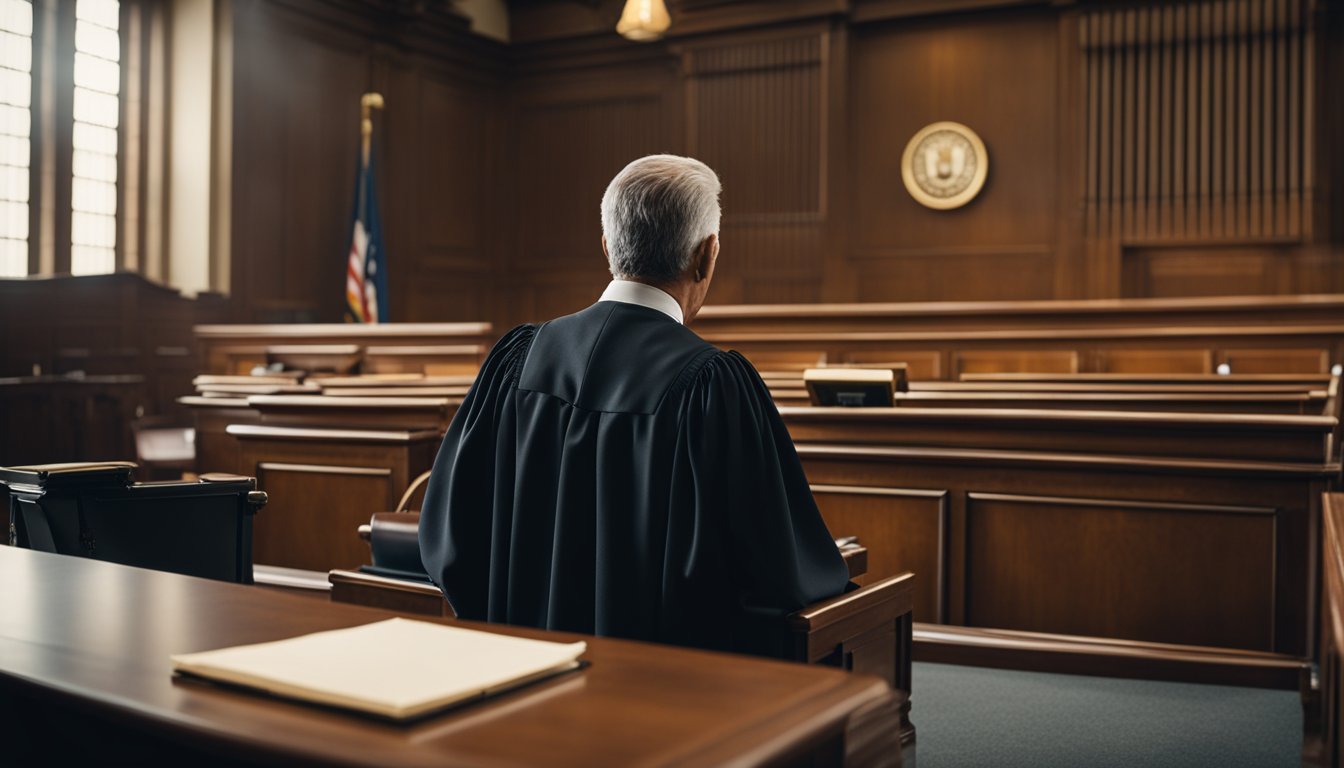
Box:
[167,0,215,295]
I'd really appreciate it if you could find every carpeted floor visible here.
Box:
[910,662,1303,768]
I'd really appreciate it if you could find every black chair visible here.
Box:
[4,462,266,583]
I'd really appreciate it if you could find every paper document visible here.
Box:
[171,617,587,720]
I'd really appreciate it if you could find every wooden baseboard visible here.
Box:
[913,623,1308,690]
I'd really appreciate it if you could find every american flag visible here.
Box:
[345,150,388,323]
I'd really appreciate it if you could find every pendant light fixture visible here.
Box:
[616,0,670,42]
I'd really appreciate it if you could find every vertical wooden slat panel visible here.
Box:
[1235,0,1250,238]
[1100,9,1115,246]
[1078,0,1314,298]
[1275,0,1289,235]
[1084,14,1098,252]
[1183,1,1197,237]
[1134,6,1149,240]
[1199,0,1213,236]
[1121,9,1136,241]
[1212,0,1226,236]
[1248,0,1263,238]
[1164,3,1178,238]
[1261,0,1272,236]
[1295,0,1306,239]
[1091,11,1112,299]
[1284,0,1295,238]
[1150,6,1161,239]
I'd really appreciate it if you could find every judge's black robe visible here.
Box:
[418,300,849,652]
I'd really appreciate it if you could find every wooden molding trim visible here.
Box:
[363,345,486,356]
[226,424,440,443]
[851,0,1057,25]
[256,462,392,477]
[965,491,1278,517]
[811,484,949,498]
[778,404,1338,431]
[247,395,456,409]
[912,623,1308,689]
[194,322,493,338]
[795,443,1341,478]
[699,323,1344,344]
[695,293,1344,320]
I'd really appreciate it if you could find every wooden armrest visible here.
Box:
[788,572,915,633]
[329,568,441,597]
[785,572,916,667]
[328,568,453,617]
[362,511,420,538]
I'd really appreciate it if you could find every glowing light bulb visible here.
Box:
[616,0,670,42]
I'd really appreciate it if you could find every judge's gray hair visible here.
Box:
[600,155,721,285]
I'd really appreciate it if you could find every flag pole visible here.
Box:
[360,92,384,167]
[357,93,384,218]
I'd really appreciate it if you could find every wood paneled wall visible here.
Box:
[848,10,1064,302]
[682,28,830,305]
[507,48,682,321]
[226,0,508,326]
[219,0,1344,327]
[1080,0,1328,298]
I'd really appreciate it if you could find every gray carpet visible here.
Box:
[910,662,1303,768]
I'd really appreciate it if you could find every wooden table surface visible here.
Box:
[0,546,895,767]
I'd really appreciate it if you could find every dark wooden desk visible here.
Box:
[0,546,902,767]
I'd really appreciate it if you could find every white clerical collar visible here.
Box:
[598,280,685,325]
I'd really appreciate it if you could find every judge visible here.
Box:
[419,155,849,652]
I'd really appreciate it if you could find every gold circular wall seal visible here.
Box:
[900,121,988,210]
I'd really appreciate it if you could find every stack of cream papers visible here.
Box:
[171,618,587,720]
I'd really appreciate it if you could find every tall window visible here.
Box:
[70,0,119,275]
[0,0,32,277]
